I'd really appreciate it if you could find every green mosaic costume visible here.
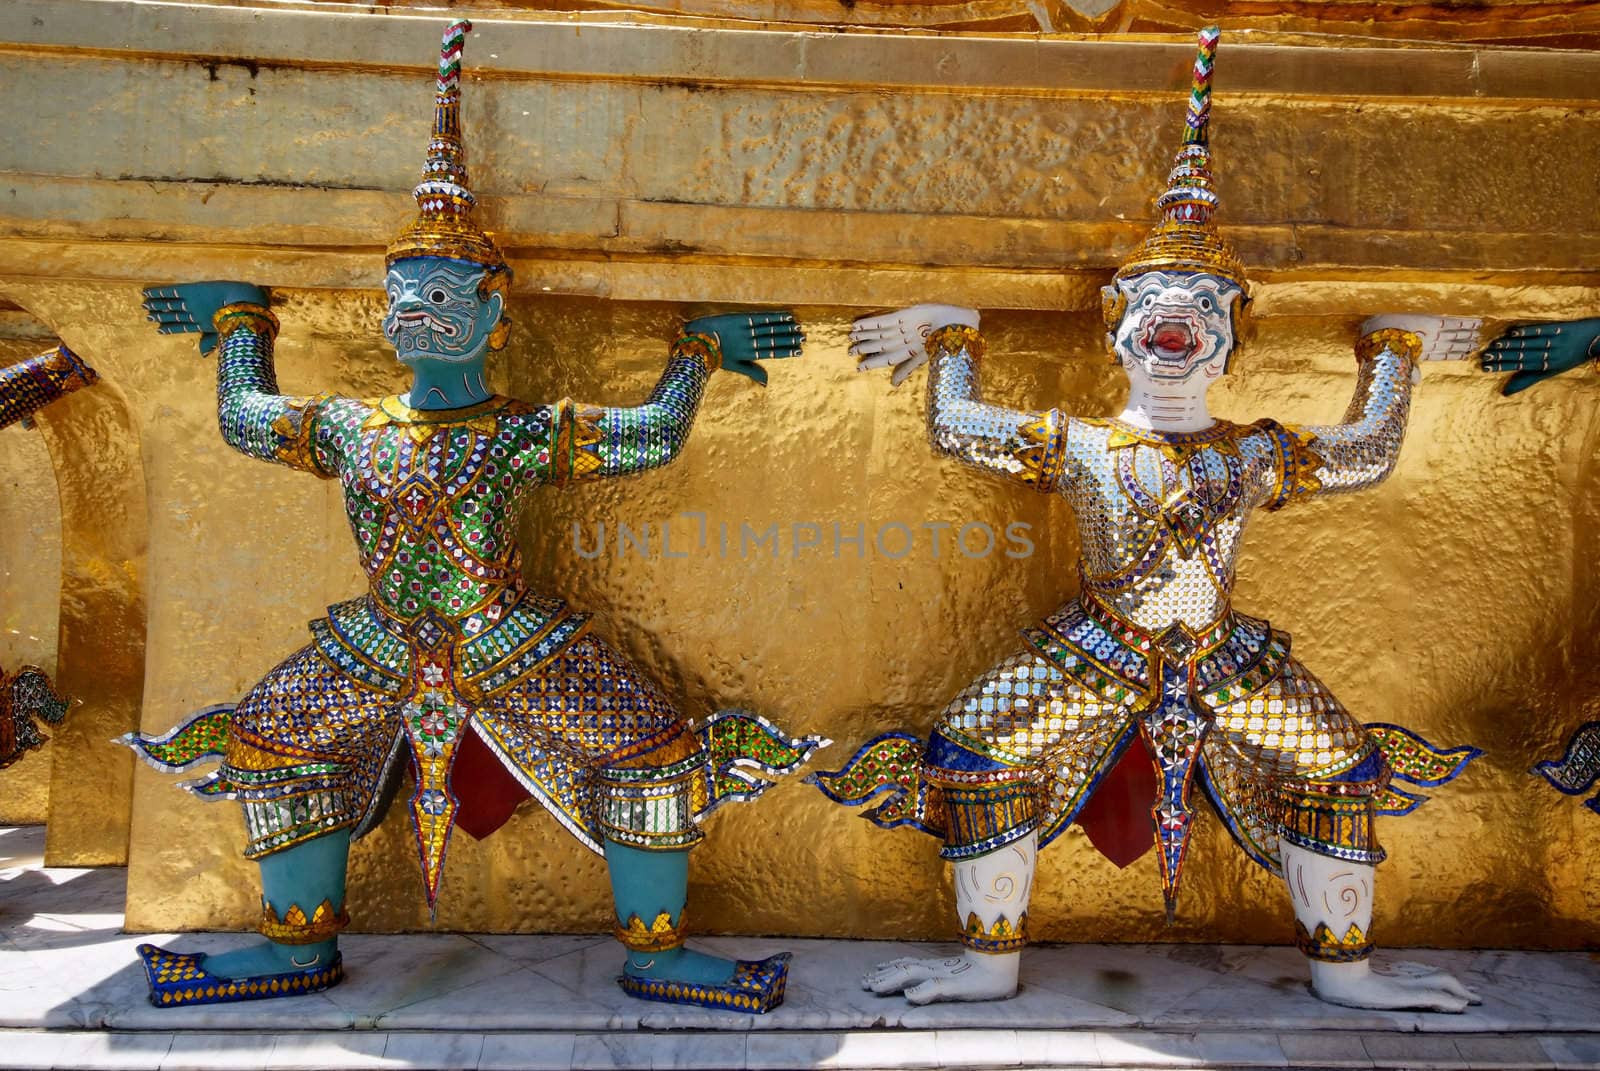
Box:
[128,307,822,904]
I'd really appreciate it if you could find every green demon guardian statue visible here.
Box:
[813,28,1485,1012]
[124,21,822,1012]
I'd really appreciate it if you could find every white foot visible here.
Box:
[1310,959,1482,1013]
[862,953,1019,1004]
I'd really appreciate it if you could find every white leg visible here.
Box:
[1281,841,1480,1013]
[863,832,1036,1005]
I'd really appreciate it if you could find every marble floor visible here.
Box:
[2,825,1598,1070]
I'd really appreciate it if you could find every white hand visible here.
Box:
[849,304,980,388]
[1361,315,1483,362]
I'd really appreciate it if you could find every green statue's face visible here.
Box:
[1106,270,1242,388]
[382,257,504,366]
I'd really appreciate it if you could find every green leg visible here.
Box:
[202,829,350,980]
[604,838,736,987]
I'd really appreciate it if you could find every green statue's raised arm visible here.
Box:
[850,303,1067,493]
[143,282,340,478]
[545,311,802,486]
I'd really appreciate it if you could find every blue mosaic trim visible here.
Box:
[937,817,1039,861]
[1366,722,1483,786]
[309,617,406,696]
[1533,721,1600,796]
[323,598,410,684]
[617,952,789,1014]
[457,598,572,678]
[1277,828,1386,866]
[1036,601,1149,694]
[925,728,1014,774]
[136,943,343,1007]
[470,614,590,696]
[1330,748,1388,785]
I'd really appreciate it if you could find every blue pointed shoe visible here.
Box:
[135,943,344,1007]
[617,952,791,1013]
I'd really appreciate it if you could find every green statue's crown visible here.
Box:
[388,20,507,271]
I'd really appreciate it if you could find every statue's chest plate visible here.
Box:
[342,425,529,547]
[337,421,540,621]
[1114,445,1245,559]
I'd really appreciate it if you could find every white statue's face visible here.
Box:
[1105,271,1242,395]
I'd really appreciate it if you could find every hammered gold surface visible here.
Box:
[16,280,1577,947]
[33,381,146,866]
[0,340,63,824]
[0,5,1594,946]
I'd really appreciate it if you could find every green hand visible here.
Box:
[1479,318,1600,396]
[684,311,804,387]
[143,281,270,356]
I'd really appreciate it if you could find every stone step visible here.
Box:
[2,1026,1597,1070]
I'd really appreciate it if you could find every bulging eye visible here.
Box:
[1198,296,1213,311]
[428,288,448,304]
[1141,294,1156,307]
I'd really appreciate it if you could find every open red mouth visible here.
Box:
[1142,317,1198,364]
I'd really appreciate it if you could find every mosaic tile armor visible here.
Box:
[130,308,816,902]
[817,323,1477,912]
[818,30,1478,954]
[0,666,70,772]
[0,344,98,431]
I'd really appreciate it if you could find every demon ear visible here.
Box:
[1224,289,1253,373]
[1101,284,1128,365]
[479,267,513,352]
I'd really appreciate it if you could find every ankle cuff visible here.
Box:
[615,909,687,952]
[959,911,1028,955]
[259,897,349,945]
[1295,919,1373,963]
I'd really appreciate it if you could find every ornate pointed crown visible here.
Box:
[1114,27,1246,289]
[387,20,507,270]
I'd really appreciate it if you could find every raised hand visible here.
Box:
[1360,315,1482,363]
[1480,318,1600,396]
[143,281,270,356]
[684,311,804,387]
[849,304,980,388]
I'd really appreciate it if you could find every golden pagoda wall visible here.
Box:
[0,333,64,824]
[0,1,1594,943]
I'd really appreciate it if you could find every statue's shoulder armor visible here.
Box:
[1245,418,1323,510]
